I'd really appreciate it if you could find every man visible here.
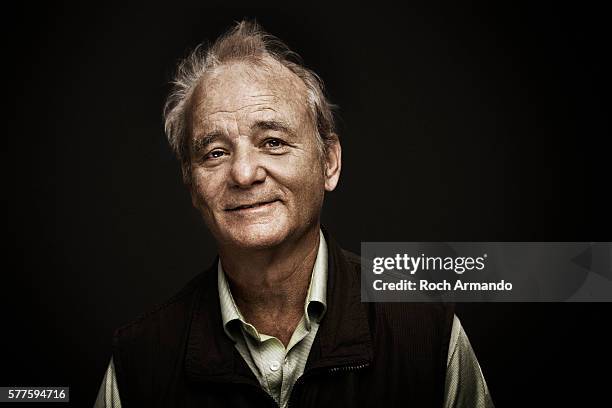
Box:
[95,21,494,407]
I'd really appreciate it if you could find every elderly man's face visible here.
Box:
[187,59,340,249]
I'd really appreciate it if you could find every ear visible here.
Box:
[324,134,342,192]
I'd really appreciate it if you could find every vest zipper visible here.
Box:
[328,362,370,374]
[286,361,370,407]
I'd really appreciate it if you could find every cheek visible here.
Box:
[269,154,325,203]
[191,170,224,209]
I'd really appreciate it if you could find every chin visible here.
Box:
[221,222,291,250]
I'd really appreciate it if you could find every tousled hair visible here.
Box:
[163,20,337,184]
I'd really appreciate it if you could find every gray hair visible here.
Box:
[163,20,337,184]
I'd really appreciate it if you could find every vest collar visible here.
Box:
[183,228,373,385]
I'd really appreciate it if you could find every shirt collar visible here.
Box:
[217,229,328,342]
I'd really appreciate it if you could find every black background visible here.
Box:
[3,2,610,407]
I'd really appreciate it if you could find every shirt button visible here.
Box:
[270,361,280,372]
[284,357,288,365]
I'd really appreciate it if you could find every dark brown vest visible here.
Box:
[112,231,454,407]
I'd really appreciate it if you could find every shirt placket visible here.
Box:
[257,337,286,404]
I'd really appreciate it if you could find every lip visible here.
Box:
[225,199,280,212]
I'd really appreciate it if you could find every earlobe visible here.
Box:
[324,135,342,192]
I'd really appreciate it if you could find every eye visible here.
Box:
[205,149,226,160]
[263,138,285,149]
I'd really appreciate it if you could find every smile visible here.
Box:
[226,200,279,211]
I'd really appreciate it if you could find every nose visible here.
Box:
[229,147,266,188]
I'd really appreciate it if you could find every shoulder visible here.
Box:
[112,268,210,347]
[336,246,454,334]
[341,248,362,267]
[110,267,215,404]
[368,302,455,342]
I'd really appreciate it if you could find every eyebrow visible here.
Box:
[251,120,296,138]
[192,131,224,153]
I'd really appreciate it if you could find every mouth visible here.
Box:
[226,199,279,212]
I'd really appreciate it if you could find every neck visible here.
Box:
[219,226,321,343]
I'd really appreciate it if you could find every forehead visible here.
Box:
[188,58,311,132]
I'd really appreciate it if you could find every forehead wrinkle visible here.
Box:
[196,106,279,137]
[252,106,277,114]
[203,103,276,118]
[247,93,277,99]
